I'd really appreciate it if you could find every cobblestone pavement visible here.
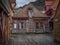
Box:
[7,34,60,45]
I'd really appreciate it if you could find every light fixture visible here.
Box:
[41,11,46,13]
[54,19,58,21]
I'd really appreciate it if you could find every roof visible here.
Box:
[13,3,50,18]
[15,0,45,11]
[13,9,28,18]
[45,0,59,10]
[45,1,54,5]
[33,12,50,18]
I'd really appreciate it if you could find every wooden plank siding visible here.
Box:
[53,1,60,42]
[12,18,50,33]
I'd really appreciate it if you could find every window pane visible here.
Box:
[21,22,23,29]
[19,23,21,29]
[13,23,17,29]
[28,9,33,18]
[36,22,39,29]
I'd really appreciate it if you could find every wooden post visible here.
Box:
[43,24,45,33]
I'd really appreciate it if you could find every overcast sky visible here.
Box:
[15,0,36,8]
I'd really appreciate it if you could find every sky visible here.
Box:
[15,0,36,8]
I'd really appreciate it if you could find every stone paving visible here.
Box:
[7,34,60,45]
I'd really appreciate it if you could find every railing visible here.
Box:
[11,28,48,33]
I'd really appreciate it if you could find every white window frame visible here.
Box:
[28,9,33,18]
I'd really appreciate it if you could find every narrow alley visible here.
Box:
[0,0,60,45]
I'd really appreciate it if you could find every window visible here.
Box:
[13,23,17,29]
[28,8,33,18]
[21,22,24,29]
[19,23,21,29]
[36,22,39,29]
[19,22,24,29]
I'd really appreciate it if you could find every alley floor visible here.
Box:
[7,34,60,45]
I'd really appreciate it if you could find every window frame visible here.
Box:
[13,23,18,30]
[28,8,33,18]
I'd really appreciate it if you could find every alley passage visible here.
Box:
[7,34,60,45]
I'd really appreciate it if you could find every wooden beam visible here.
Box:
[0,2,8,14]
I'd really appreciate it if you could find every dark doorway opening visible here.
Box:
[49,19,53,32]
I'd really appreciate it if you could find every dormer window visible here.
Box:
[28,8,33,18]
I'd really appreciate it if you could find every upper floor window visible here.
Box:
[28,8,33,18]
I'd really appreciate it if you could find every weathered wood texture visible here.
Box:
[7,34,60,45]
[53,1,60,42]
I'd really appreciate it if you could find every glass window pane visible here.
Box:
[21,22,24,29]
[28,9,33,18]
[19,23,21,29]
[13,23,17,29]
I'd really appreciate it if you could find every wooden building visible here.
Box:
[45,0,60,42]
[12,3,50,33]
[53,0,60,42]
[45,0,59,31]
[0,0,16,45]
